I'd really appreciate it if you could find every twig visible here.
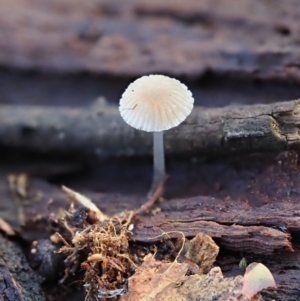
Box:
[1,100,300,160]
[62,186,107,222]
[135,175,169,215]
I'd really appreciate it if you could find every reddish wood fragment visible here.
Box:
[133,219,292,254]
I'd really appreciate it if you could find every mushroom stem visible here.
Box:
[150,131,165,195]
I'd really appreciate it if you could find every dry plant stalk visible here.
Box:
[135,175,169,215]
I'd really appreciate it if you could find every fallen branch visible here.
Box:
[1,99,300,160]
[135,175,168,215]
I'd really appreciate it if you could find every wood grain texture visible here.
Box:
[0,234,45,301]
[1,100,300,159]
[1,0,300,81]
[132,196,296,254]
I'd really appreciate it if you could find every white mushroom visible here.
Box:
[119,74,194,195]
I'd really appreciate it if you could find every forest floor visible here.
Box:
[1,1,300,300]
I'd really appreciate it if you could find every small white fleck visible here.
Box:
[128,224,134,231]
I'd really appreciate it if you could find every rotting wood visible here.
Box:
[132,196,300,254]
[1,0,300,82]
[0,164,298,255]
[0,234,45,301]
[154,197,300,233]
[0,177,298,298]
[1,100,300,160]
[0,176,295,254]
[132,220,292,255]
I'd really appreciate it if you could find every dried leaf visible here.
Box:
[120,253,189,301]
[120,254,264,301]
[243,262,276,299]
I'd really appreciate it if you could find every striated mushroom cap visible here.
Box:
[119,74,194,132]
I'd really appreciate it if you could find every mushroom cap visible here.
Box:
[119,74,194,132]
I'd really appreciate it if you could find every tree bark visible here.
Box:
[1,100,300,160]
[0,234,45,301]
[132,196,300,254]
[0,175,294,255]
[1,0,300,82]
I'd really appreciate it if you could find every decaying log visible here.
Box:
[1,100,300,160]
[0,175,295,254]
[0,150,299,255]
[132,221,292,255]
[1,0,300,82]
[155,197,300,233]
[132,196,300,254]
[0,234,45,301]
